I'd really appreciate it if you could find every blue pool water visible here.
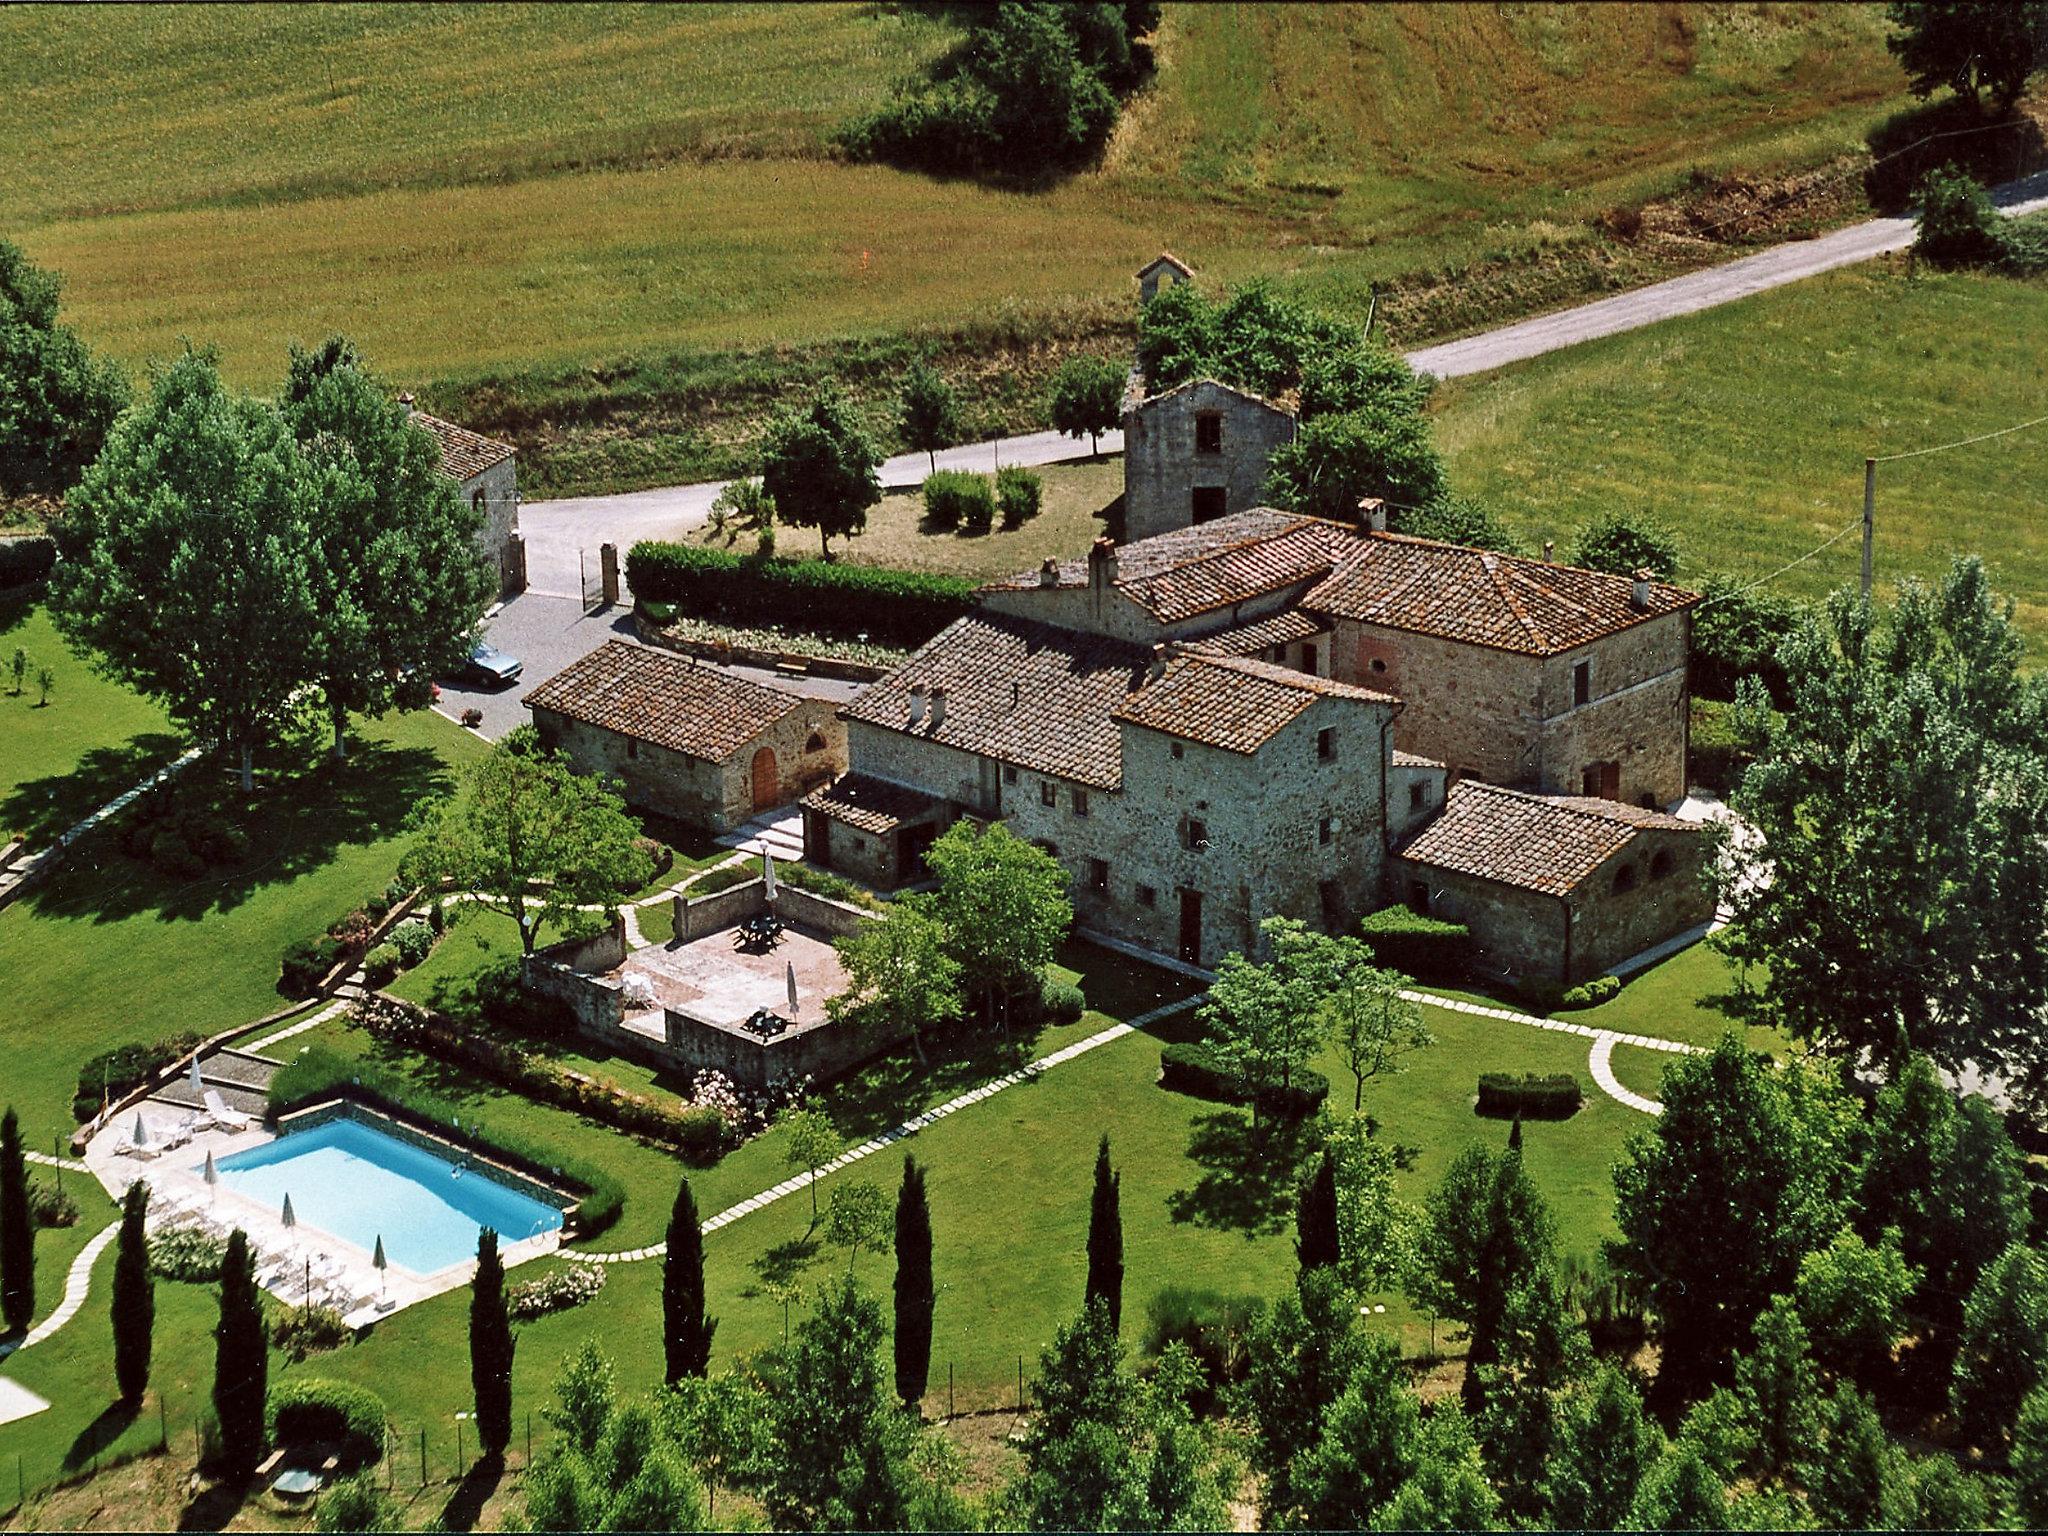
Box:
[206,1115,565,1275]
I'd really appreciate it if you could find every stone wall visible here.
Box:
[1389,757,1448,843]
[458,457,523,596]
[1329,610,1690,807]
[1566,827,1716,978]
[1393,860,1566,980]
[658,1003,909,1094]
[1121,381,1296,543]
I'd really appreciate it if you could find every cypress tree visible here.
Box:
[894,1154,935,1410]
[212,1229,267,1481]
[471,1228,514,1459]
[1084,1134,1123,1334]
[1296,1149,1341,1275]
[663,1177,716,1384]
[0,1107,32,1336]
[112,1180,154,1403]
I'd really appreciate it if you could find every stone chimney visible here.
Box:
[1147,642,1170,684]
[1542,540,1555,562]
[929,687,948,728]
[397,391,416,418]
[1631,568,1654,610]
[908,686,927,727]
[1087,537,1120,592]
[1358,497,1388,534]
[1038,557,1060,589]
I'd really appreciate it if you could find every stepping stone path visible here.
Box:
[2,1220,119,1356]
[1397,989,1699,1116]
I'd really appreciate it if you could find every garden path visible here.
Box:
[0,1219,119,1360]
[1401,989,1699,1117]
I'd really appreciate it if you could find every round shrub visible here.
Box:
[268,1379,388,1467]
[361,943,402,987]
[1041,979,1086,1024]
[1558,974,1621,1010]
[996,466,1042,529]
[28,1179,78,1230]
[279,935,347,999]
[148,827,207,880]
[73,1034,204,1121]
[317,1472,402,1534]
[150,1223,227,1282]
[389,920,435,969]
[272,1304,351,1362]
[922,470,993,533]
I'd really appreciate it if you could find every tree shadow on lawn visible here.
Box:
[819,1026,1033,1143]
[177,1477,252,1532]
[1166,1108,1318,1240]
[63,1396,140,1472]
[0,732,187,845]
[746,1236,821,1295]
[440,1456,504,1534]
[21,735,456,926]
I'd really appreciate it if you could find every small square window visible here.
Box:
[1195,412,1223,454]
[1136,884,1157,909]
[1040,781,1057,808]
[1004,764,1018,785]
[1317,727,1335,762]
[1072,788,1090,818]
[1186,818,1208,852]
[1088,858,1109,893]
[1409,781,1425,811]
[1318,816,1333,847]
[1572,660,1591,708]
[1170,741,1185,761]
[625,738,639,760]
[1300,644,1318,676]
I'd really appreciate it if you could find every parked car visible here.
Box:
[460,642,523,688]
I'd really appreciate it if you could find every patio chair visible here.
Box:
[203,1091,253,1132]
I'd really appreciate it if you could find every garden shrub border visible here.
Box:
[1475,1072,1583,1120]
[626,541,973,648]
[1358,906,1472,982]
[1158,1041,1329,1117]
[266,1378,388,1467]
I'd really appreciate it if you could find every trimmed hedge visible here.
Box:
[1158,1041,1329,1117]
[1359,906,1471,981]
[1559,975,1621,1010]
[73,1034,204,1122]
[627,541,973,648]
[279,935,348,999]
[0,535,55,588]
[268,1379,387,1466]
[1476,1073,1583,1120]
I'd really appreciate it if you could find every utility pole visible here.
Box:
[1862,456,1876,599]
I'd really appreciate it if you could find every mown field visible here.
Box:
[1433,257,2048,651]
[5,3,1914,395]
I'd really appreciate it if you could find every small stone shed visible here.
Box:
[521,877,899,1092]
[408,400,525,597]
[1391,781,1715,984]
[525,640,846,834]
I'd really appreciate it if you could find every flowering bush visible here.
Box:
[508,1262,606,1320]
[150,1222,228,1282]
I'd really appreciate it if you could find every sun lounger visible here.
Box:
[203,1091,252,1132]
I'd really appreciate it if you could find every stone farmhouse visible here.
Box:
[401,394,526,597]
[1122,377,1298,543]
[802,507,1715,980]
[526,640,846,835]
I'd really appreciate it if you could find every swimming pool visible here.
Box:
[205,1114,567,1275]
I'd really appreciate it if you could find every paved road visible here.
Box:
[442,593,868,742]
[519,426,1123,599]
[1407,167,2048,379]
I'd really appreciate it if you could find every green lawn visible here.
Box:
[0,705,486,1154]
[837,457,1125,582]
[0,596,180,848]
[1435,260,2048,652]
[5,5,1913,390]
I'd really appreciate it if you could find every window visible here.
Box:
[1040,781,1057,808]
[1003,764,1019,785]
[1170,741,1185,761]
[1408,781,1425,812]
[1582,760,1620,800]
[1650,849,1675,880]
[1572,660,1591,708]
[1318,816,1333,847]
[1136,884,1157,909]
[804,731,827,754]
[1612,863,1638,894]
[1194,411,1223,454]
[625,738,639,760]
[472,489,486,515]
[1185,818,1209,852]
[1317,727,1335,762]
[1034,838,1060,857]
[1088,858,1109,893]
[1408,881,1431,914]
[1191,487,1227,523]
[1370,657,1388,674]
[1072,788,1090,818]
[1300,644,1318,676]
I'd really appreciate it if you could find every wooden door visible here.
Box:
[750,746,779,812]
[1177,888,1203,966]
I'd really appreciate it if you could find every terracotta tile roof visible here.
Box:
[801,774,944,836]
[1394,781,1697,896]
[412,410,515,482]
[1392,749,1443,769]
[523,640,801,762]
[1115,654,1396,755]
[1129,375,1297,418]
[1306,532,1698,656]
[843,615,1149,791]
[1183,608,1326,657]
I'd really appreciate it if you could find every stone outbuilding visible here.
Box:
[525,640,845,834]
[1391,782,1715,983]
[1121,378,1298,544]
[407,398,525,597]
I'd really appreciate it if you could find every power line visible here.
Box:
[1874,409,2048,463]
[1693,517,1864,608]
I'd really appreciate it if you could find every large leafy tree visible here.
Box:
[0,239,127,498]
[1542,1362,1664,1530]
[1197,915,1329,1123]
[757,385,881,557]
[112,1180,154,1403]
[470,1228,515,1459]
[925,819,1071,1027]
[1279,925,1428,1113]
[1715,562,2048,1095]
[1264,404,1448,519]
[1289,1334,1419,1529]
[401,726,651,955]
[1733,1296,1820,1485]
[1569,511,1681,579]
[281,339,492,759]
[663,1373,769,1523]
[828,893,961,1062]
[1887,1,2048,110]
[52,349,324,790]
[1324,1113,1419,1296]
[1793,1228,1917,1392]
[1952,1241,2048,1450]
[1235,1266,1370,1524]
[0,1108,29,1336]
[898,359,962,475]
[1046,355,1124,457]
[1610,1038,1858,1399]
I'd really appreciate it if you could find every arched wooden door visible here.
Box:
[750,746,779,812]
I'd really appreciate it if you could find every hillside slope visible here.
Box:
[4,3,1916,388]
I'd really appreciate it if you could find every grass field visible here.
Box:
[837,456,1125,580]
[5,4,1914,394]
[1435,259,2048,651]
